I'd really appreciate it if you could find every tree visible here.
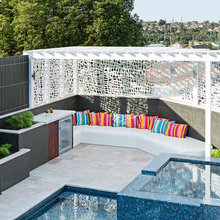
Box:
[0,0,16,56]
[83,0,144,46]
[163,38,170,47]
[158,19,166,26]
[12,1,46,53]
[0,0,144,56]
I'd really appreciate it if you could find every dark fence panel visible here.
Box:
[0,55,29,115]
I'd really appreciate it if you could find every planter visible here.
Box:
[0,123,49,170]
[0,148,30,193]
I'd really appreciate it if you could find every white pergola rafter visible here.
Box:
[24,46,220,62]
[24,46,220,158]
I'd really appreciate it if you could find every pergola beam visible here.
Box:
[26,52,220,62]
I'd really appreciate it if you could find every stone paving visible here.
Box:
[0,144,154,220]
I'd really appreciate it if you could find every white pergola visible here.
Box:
[24,46,220,158]
[24,46,220,61]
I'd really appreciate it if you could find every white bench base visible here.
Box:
[73,126,205,157]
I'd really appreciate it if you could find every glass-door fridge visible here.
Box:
[58,116,73,155]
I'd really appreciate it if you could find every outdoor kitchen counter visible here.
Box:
[34,110,74,124]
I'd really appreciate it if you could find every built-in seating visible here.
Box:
[73,126,205,157]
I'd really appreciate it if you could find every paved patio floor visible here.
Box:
[0,144,154,220]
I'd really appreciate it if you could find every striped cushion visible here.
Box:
[89,112,100,126]
[75,110,90,125]
[109,114,113,126]
[161,120,172,134]
[148,116,159,130]
[151,119,169,133]
[73,114,76,126]
[137,115,150,129]
[112,113,126,127]
[126,115,137,128]
[165,122,188,138]
[99,112,113,126]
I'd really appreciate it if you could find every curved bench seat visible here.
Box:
[73,126,205,157]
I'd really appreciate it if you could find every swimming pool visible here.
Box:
[16,186,117,220]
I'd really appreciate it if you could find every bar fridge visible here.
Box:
[58,116,73,155]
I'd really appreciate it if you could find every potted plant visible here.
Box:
[5,111,34,130]
[0,144,12,159]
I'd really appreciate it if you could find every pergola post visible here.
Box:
[205,60,211,158]
[28,55,34,108]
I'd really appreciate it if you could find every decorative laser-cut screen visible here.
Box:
[32,59,77,105]
[32,58,220,109]
[78,60,172,97]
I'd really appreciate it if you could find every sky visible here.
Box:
[133,0,220,22]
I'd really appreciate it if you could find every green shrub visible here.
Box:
[212,149,220,158]
[0,144,12,159]
[6,111,34,130]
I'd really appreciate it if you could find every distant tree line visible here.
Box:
[144,19,220,47]
[0,0,144,57]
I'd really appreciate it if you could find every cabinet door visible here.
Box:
[48,121,58,160]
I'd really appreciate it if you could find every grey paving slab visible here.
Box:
[0,144,154,219]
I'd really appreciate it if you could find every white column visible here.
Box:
[28,55,34,107]
[205,60,211,158]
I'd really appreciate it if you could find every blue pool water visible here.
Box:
[141,161,220,200]
[16,186,117,220]
[37,191,117,220]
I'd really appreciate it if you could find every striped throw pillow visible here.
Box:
[161,120,173,134]
[73,114,76,126]
[148,116,159,130]
[151,119,169,133]
[99,112,113,126]
[126,115,137,128]
[89,112,100,126]
[165,122,188,138]
[137,115,150,129]
[112,113,126,127]
[109,113,113,126]
[75,110,90,125]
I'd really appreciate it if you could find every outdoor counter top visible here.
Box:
[34,109,74,124]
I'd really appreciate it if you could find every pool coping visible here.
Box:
[119,153,220,208]
[15,185,117,220]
